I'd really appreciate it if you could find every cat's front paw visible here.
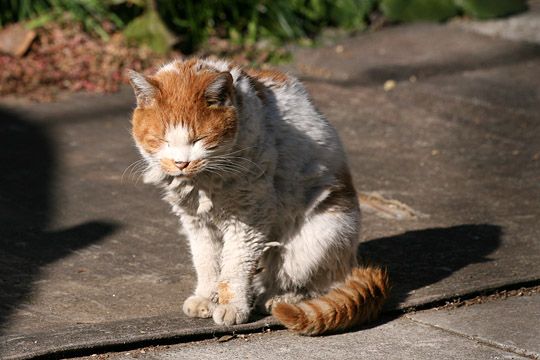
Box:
[183,295,216,318]
[212,303,250,326]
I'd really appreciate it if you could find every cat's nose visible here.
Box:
[175,161,190,170]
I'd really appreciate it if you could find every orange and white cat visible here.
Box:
[128,58,389,335]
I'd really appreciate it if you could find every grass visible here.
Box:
[0,0,529,54]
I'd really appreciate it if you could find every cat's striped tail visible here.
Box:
[271,266,390,335]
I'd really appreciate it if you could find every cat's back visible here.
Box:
[246,68,345,171]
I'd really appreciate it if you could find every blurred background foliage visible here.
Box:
[0,0,528,54]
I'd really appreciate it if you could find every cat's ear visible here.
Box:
[205,72,234,107]
[127,70,160,107]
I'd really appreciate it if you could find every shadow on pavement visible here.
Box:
[359,224,502,309]
[359,45,540,85]
[299,41,540,86]
[0,107,117,335]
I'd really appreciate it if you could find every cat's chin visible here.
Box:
[168,172,188,178]
[166,171,198,178]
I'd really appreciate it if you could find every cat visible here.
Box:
[128,58,389,335]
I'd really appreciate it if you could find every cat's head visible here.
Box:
[128,60,238,178]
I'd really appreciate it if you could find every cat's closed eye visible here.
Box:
[192,136,207,144]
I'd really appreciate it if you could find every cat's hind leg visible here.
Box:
[279,208,359,292]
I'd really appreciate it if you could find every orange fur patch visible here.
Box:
[245,68,289,86]
[272,303,308,332]
[159,158,178,172]
[217,281,235,305]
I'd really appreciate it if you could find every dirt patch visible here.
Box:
[434,285,540,311]
[358,192,428,220]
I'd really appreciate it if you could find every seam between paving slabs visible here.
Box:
[394,279,540,313]
[405,316,539,360]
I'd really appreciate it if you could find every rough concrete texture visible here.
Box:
[1,20,540,359]
[84,316,529,360]
[409,294,540,358]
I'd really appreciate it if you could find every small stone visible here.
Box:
[218,334,236,343]
[409,75,417,83]
[335,44,344,53]
[383,79,396,91]
[0,23,36,57]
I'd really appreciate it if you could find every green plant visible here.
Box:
[123,2,175,54]
[155,0,376,53]
[379,0,528,22]
[380,0,459,22]
[0,0,124,40]
[455,0,528,19]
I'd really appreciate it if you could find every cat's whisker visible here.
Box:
[209,154,264,172]
[213,156,263,171]
[211,145,257,158]
[209,160,251,171]
[122,159,147,183]
[129,161,148,177]
[208,163,247,176]
[205,164,243,178]
[210,157,256,169]
[202,167,225,180]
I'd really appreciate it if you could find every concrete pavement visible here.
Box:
[80,291,540,360]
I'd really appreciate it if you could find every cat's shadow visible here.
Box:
[357,223,501,314]
[0,107,117,336]
[251,223,501,329]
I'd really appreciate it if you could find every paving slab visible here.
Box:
[79,316,528,360]
[408,293,540,359]
[1,21,539,358]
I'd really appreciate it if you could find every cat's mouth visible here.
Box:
[160,158,204,177]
